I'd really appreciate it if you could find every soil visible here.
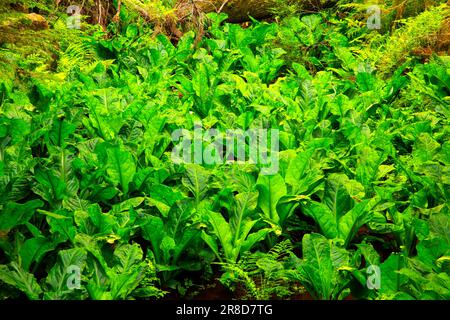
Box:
[162,278,234,300]
[193,280,235,300]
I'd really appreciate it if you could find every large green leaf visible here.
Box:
[293,233,351,300]
[379,254,408,298]
[147,184,184,217]
[192,62,214,116]
[40,209,76,242]
[232,191,259,240]
[141,216,165,264]
[338,199,374,247]
[276,195,300,228]
[182,164,210,206]
[45,248,87,299]
[20,236,57,271]
[109,270,143,300]
[285,149,322,195]
[416,237,449,269]
[204,210,234,262]
[0,262,42,300]
[201,231,221,262]
[429,214,450,245]
[301,201,338,239]
[113,243,144,273]
[33,169,66,204]
[0,200,43,232]
[256,174,286,223]
[105,144,136,194]
[324,173,364,219]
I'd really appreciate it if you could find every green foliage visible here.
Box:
[0,1,449,301]
[289,233,354,300]
[202,191,273,264]
[0,1,55,14]
[375,4,449,75]
[220,240,301,299]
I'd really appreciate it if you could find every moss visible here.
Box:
[0,0,54,14]
[0,10,91,87]
[373,4,450,75]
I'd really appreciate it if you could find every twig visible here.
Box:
[218,0,230,13]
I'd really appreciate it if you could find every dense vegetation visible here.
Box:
[0,0,449,300]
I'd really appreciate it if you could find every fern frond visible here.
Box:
[57,39,98,74]
[220,240,300,299]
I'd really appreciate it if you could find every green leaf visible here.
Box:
[0,200,44,231]
[324,173,364,219]
[192,63,214,116]
[20,236,57,271]
[113,243,143,273]
[201,231,221,262]
[241,228,272,252]
[105,144,136,194]
[86,257,110,300]
[147,185,183,217]
[232,191,258,234]
[204,210,235,262]
[338,199,373,247]
[285,149,322,195]
[176,31,195,61]
[160,236,176,265]
[379,254,406,294]
[416,237,449,268]
[276,195,300,228]
[429,214,450,245]
[356,72,376,92]
[301,201,338,239]
[294,233,351,300]
[87,204,116,235]
[48,118,76,148]
[141,216,165,264]
[40,209,76,242]
[182,164,210,205]
[412,133,440,163]
[126,24,138,38]
[33,169,66,204]
[111,197,145,214]
[45,248,87,298]
[74,233,108,271]
[256,174,286,223]
[0,262,42,300]
[109,271,143,300]
[356,243,381,266]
